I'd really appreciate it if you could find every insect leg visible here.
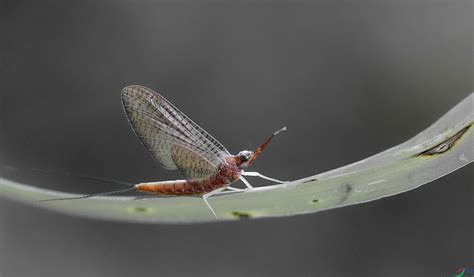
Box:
[202,187,226,219]
[241,171,287,183]
[239,177,254,190]
[226,187,245,192]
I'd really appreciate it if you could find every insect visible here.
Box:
[42,85,287,218]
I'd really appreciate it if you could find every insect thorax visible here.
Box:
[218,162,241,183]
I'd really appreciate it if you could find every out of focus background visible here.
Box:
[0,0,472,276]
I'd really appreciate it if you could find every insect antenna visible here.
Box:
[248,126,287,165]
[39,186,138,202]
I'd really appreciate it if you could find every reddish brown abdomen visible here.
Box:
[136,178,228,196]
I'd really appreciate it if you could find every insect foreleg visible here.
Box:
[239,176,254,190]
[241,171,287,184]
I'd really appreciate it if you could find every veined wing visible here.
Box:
[170,144,218,181]
[121,85,229,181]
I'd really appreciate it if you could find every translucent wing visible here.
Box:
[170,145,218,181]
[121,85,229,181]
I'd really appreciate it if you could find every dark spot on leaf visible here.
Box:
[127,206,153,215]
[303,178,318,184]
[232,211,252,219]
[312,199,319,203]
[133,207,149,213]
[345,183,353,193]
[417,124,471,157]
[340,183,353,203]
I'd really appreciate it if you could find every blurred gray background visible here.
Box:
[0,0,472,276]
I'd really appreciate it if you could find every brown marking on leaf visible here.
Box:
[417,124,471,157]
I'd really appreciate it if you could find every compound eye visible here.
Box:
[239,155,248,162]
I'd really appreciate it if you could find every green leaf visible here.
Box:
[0,94,472,223]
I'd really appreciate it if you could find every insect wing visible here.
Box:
[170,144,218,181]
[121,85,228,181]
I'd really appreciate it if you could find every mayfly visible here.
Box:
[42,85,287,218]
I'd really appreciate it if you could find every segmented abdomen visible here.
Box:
[136,178,228,196]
